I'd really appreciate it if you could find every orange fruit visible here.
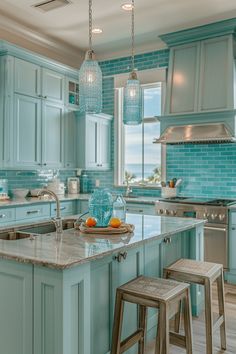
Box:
[85,217,97,227]
[109,217,122,228]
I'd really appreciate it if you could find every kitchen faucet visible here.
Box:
[39,188,63,234]
[125,180,133,197]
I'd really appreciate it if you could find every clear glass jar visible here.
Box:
[0,179,8,194]
[113,194,126,222]
[89,188,113,227]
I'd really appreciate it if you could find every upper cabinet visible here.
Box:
[14,58,65,104]
[0,45,80,169]
[77,113,112,170]
[165,35,235,116]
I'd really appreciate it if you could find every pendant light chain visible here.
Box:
[89,0,92,52]
[131,0,135,72]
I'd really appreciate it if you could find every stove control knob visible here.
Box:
[158,209,164,215]
[219,214,225,221]
[211,214,217,220]
[203,213,209,219]
[170,210,177,216]
[164,209,170,215]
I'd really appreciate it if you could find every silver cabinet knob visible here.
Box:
[163,237,172,244]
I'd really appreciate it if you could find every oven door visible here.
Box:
[204,223,228,269]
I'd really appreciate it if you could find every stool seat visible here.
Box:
[120,276,189,302]
[166,258,222,280]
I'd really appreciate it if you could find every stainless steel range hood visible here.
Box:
[154,123,236,144]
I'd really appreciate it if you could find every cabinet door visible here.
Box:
[117,246,144,354]
[99,118,111,170]
[198,36,234,112]
[90,255,117,354]
[0,260,33,354]
[42,68,64,104]
[160,233,182,273]
[14,58,41,97]
[126,203,155,215]
[79,200,89,213]
[13,94,41,167]
[85,115,99,169]
[42,101,64,168]
[165,42,200,114]
[64,109,77,168]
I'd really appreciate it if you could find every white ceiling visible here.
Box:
[0,0,236,68]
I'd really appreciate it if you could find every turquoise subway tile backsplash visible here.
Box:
[166,143,236,198]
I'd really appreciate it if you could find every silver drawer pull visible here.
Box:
[27,210,40,214]
[205,226,227,232]
[54,207,66,211]
[0,214,6,218]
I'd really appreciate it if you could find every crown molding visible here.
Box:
[160,17,236,47]
[0,12,84,69]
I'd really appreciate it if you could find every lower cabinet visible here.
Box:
[227,210,236,283]
[90,246,144,354]
[126,203,155,215]
[0,260,33,354]
[50,200,76,217]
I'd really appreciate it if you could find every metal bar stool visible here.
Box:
[164,259,226,354]
[111,275,193,354]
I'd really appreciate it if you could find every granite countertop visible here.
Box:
[0,194,158,207]
[0,214,204,270]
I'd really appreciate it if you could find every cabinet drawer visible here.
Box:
[16,204,50,221]
[126,203,155,215]
[50,201,75,217]
[0,208,16,224]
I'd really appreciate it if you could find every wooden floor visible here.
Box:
[145,282,236,354]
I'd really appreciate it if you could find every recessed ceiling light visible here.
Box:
[121,3,134,11]
[92,28,103,34]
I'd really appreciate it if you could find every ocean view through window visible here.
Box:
[116,83,163,187]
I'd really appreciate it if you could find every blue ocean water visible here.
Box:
[125,163,159,180]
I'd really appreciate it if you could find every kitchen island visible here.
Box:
[0,214,204,354]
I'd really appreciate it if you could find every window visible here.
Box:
[115,82,165,187]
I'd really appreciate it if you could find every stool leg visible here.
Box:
[204,279,214,354]
[217,270,226,350]
[111,291,124,354]
[138,305,147,354]
[183,288,193,354]
[174,301,181,333]
[155,303,169,354]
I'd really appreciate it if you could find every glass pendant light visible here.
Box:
[123,0,142,125]
[79,0,102,113]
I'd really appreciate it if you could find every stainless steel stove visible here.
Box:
[155,197,236,269]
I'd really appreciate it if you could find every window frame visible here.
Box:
[114,82,166,188]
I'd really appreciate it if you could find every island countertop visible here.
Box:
[0,214,205,270]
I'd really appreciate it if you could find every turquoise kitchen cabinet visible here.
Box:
[165,35,235,116]
[64,108,77,168]
[16,203,51,221]
[66,77,79,109]
[198,36,235,112]
[42,68,65,104]
[13,94,42,167]
[228,210,236,284]
[165,42,200,114]
[77,113,112,170]
[14,57,65,103]
[126,203,155,215]
[14,57,41,97]
[90,246,143,354]
[78,200,89,213]
[42,101,64,168]
[160,232,183,272]
[0,259,33,354]
[51,200,76,217]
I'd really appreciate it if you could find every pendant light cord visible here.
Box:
[131,0,135,72]
[89,0,92,52]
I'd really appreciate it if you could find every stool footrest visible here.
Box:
[213,315,224,332]
[120,329,143,353]
[169,331,186,349]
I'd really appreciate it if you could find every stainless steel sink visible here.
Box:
[18,219,75,235]
[0,218,76,240]
[0,231,33,240]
